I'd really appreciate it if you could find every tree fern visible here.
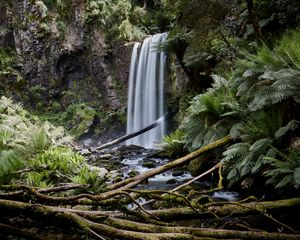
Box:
[264,148,300,190]
[221,107,295,186]
[275,120,300,140]
[248,69,300,111]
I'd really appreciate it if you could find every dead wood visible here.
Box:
[0,199,299,240]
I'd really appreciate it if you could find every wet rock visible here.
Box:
[97,154,113,160]
[142,160,156,168]
[117,144,146,155]
[83,139,92,147]
[80,148,91,156]
[187,157,206,176]
[172,170,184,177]
[166,179,177,184]
[88,166,108,178]
[241,177,254,190]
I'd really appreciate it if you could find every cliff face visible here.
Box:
[1,0,132,110]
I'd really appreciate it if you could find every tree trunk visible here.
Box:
[246,0,262,42]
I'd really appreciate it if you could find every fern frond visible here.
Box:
[249,69,300,111]
[0,150,25,184]
[28,128,49,154]
[222,142,250,163]
[275,120,299,140]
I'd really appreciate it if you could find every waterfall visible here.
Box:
[126,33,167,148]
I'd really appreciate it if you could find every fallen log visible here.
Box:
[52,197,300,222]
[93,116,164,151]
[0,199,299,240]
[147,197,300,221]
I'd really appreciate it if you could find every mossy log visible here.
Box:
[0,199,299,240]
[146,197,300,221]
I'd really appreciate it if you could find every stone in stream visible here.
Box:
[87,166,108,178]
[172,169,185,177]
[80,148,91,156]
[142,160,157,168]
[166,179,177,184]
[97,154,113,160]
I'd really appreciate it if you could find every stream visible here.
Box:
[87,144,240,202]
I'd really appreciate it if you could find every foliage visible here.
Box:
[0,48,23,96]
[264,148,300,190]
[162,0,236,91]
[85,0,146,42]
[41,0,73,19]
[181,75,241,151]
[176,29,300,192]
[161,129,186,158]
[63,103,97,137]
[36,103,97,138]
[222,110,299,187]
[0,97,106,191]
[237,30,300,74]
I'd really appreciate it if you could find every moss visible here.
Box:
[128,171,139,178]
[142,160,156,168]
[113,176,123,183]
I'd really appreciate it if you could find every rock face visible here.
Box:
[0,3,14,48]
[1,0,133,110]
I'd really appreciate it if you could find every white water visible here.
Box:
[126,33,167,148]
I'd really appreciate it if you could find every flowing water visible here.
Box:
[126,33,167,148]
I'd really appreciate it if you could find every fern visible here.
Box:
[0,150,25,184]
[264,148,300,190]
[0,97,107,190]
[275,30,300,71]
[28,128,49,154]
[248,69,300,111]
[237,30,300,75]
[274,120,299,140]
[162,130,186,157]
[221,106,295,186]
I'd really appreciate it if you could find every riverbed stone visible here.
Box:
[142,160,157,168]
[88,166,108,178]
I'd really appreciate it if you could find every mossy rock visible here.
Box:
[142,160,156,168]
[187,157,205,176]
[128,171,139,178]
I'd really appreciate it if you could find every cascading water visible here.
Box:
[126,33,167,148]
